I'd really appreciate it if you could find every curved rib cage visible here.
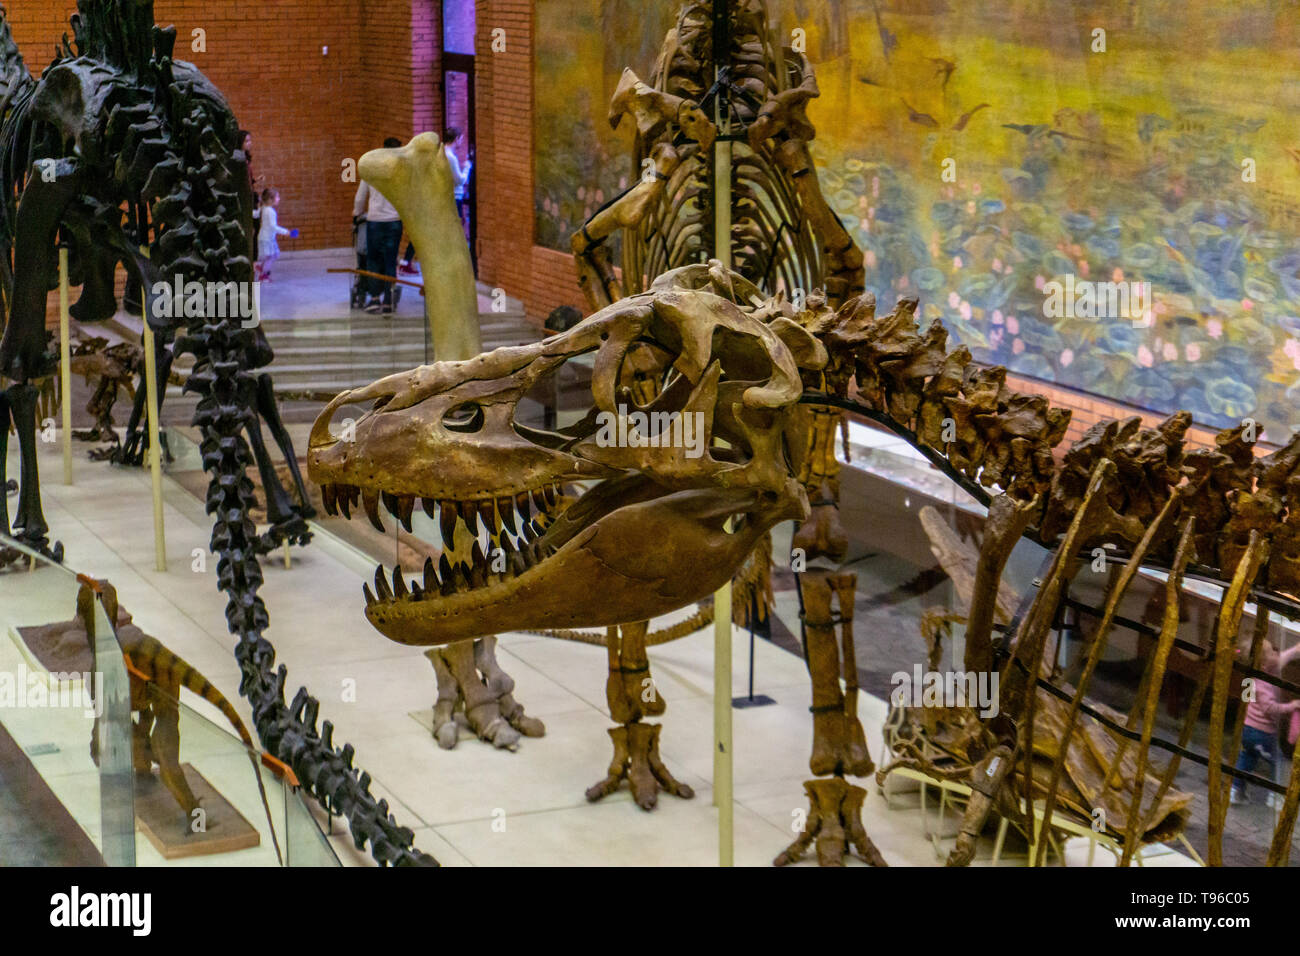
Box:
[814,288,1300,866]
[574,0,863,314]
[0,2,432,865]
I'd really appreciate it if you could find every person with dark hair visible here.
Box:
[443,126,472,223]
[238,130,260,208]
[237,129,262,260]
[352,137,406,313]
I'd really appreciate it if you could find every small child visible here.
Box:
[1232,638,1300,807]
[256,188,299,281]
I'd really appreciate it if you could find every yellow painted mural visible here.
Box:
[535,1,1300,436]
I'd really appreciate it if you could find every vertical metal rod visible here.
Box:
[142,319,166,572]
[58,247,72,485]
[747,621,756,699]
[710,0,734,869]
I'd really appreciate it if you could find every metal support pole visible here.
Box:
[710,0,734,869]
[58,247,72,485]
[142,320,166,572]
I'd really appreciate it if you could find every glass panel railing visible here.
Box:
[0,531,339,867]
[0,533,134,866]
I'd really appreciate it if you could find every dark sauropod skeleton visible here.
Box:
[0,1,433,865]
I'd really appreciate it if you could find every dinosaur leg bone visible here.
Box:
[250,371,315,550]
[585,621,694,810]
[425,640,526,751]
[474,635,545,738]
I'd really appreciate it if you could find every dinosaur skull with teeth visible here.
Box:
[308,264,825,646]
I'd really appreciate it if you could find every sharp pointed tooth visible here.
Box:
[374,566,393,600]
[478,499,498,534]
[411,581,423,599]
[521,521,535,542]
[339,486,353,519]
[440,555,456,596]
[519,545,535,568]
[468,560,487,589]
[440,500,457,545]
[363,583,375,606]
[471,540,487,568]
[543,484,557,507]
[322,483,339,516]
[515,491,531,523]
[460,500,480,536]
[363,490,385,532]
[392,566,408,598]
[422,498,438,519]
[530,538,544,562]
[509,546,528,576]
[398,496,415,533]
[500,538,519,575]
[382,491,402,519]
[497,496,517,535]
[450,563,470,592]
[424,556,438,591]
[531,487,548,512]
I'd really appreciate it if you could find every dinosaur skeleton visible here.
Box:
[571,0,878,858]
[72,579,282,863]
[0,0,313,559]
[318,211,1300,864]
[819,284,1300,865]
[309,262,815,808]
[0,2,433,865]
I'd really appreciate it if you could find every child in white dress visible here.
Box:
[257,188,298,281]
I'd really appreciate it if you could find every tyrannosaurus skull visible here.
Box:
[308,264,824,645]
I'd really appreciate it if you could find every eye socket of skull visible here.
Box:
[442,402,485,433]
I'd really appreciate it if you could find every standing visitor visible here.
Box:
[257,187,298,282]
[1231,638,1300,807]
[238,129,263,262]
[444,126,472,228]
[353,137,405,314]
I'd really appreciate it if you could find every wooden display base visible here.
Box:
[135,764,261,860]
[11,623,92,693]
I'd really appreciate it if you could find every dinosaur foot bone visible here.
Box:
[425,637,545,751]
[775,777,886,867]
[254,509,314,553]
[585,722,695,810]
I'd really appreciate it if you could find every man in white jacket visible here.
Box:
[443,126,472,224]
[353,137,405,314]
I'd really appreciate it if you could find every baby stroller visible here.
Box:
[350,216,403,311]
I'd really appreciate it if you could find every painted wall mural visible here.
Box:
[534,1,1300,437]
[533,0,675,254]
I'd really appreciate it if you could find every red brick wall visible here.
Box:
[472,0,584,323]
[412,0,443,135]
[5,0,442,251]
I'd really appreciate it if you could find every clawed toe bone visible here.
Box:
[425,636,545,751]
[586,723,693,809]
[776,778,886,867]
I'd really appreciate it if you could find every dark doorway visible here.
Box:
[441,0,476,274]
